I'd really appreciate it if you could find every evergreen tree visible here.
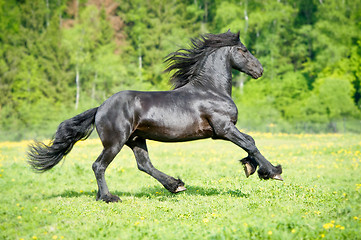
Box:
[0,0,361,139]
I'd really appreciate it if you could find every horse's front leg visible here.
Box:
[239,132,259,177]
[126,137,186,193]
[215,123,283,180]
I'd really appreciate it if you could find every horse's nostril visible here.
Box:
[259,67,264,76]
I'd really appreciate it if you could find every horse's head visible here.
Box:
[165,30,264,89]
[229,33,263,79]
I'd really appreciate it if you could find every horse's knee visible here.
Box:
[92,161,104,176]
[136,162,147,173]
[243,133,255,145]
[92,161,99,172]
[212,123,234,139]
[246,143,258,154]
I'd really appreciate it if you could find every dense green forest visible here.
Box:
[0,0,360,140]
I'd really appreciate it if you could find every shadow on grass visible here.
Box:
[48,185,250,200]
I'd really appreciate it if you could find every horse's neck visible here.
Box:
[199,48,233,96]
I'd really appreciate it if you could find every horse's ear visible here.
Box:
[227,29,231,33]
[236,31,240,40]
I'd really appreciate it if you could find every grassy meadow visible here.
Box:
[0,133,360,239]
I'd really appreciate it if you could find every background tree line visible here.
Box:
[0,0,360,140]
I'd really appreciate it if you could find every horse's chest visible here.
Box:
[206,99,238,124]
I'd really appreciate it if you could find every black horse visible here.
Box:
[28,31,282,203]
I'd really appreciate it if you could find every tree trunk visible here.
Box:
[46,0,50,27]
[243,0,249,34]
[244,9,248,34]
[239,75,245,94]
[58,0,62,27]
[138,36,143,81]
[92,71,97,103]
[204,1,208,23]
[75,66,80,110]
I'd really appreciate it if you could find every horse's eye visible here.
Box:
[237,47,247,53]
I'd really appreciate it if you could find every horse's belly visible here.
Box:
[134,118,213,142]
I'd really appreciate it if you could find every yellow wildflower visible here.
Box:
[323,223,334,229]
[267,231,273,235]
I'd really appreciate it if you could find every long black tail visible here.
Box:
[28,107,98,172]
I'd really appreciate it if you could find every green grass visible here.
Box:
[1,133,361,240]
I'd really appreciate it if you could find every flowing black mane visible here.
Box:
[164,31,242,89]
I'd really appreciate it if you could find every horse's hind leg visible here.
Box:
[127,137,186,193]
[92,144,122,203]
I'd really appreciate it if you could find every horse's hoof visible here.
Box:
[240,158,256,177]
[175,186,187,193]
[272,174,283,181]
[243,162,254,178]
[258,165,283,181]
[98,194,122,203]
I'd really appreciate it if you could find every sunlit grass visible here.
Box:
[0,133,360,239]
